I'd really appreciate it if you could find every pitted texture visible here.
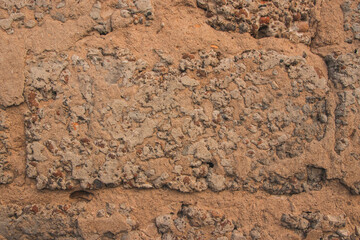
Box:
[24,48,331,193]
[0,110,13,184]
[326,50,360,194]
[0,0,154,35]
[1,0,360,239]
[341,0,360,43]
[196,0,316,44]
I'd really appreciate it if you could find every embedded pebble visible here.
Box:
[196,0,316,44]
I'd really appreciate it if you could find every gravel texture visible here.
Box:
[0,0,360,239]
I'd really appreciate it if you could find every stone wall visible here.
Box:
[0,0,359,239]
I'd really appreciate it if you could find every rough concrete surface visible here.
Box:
[0,0,359,239]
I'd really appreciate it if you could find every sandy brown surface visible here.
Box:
[0,0,360,239]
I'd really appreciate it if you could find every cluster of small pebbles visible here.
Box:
[341,0,360,43]
[155,204,246,240]
[23,46,331,194]
[155,205,360,240]
[92,0,154,35]
[0,110,13,184]
[0,202,145,240]
[0,0,89,33]
[1,0,360,239]
[0,0,154,34]
[196,0,316,44]
[0,203,84,239]
[325,49,360,194]
[1,201,358,239]
[282,211,359,240]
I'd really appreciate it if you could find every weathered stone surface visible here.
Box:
[341,0,360,43]
[22,47,333,193]
[0,110,13,184]
[0,202,138,240]
[196,0,317,44]
[0,0,359,238]
[0,36,24,107]
[0,0,154,35]
[325,50,360,194]
[281,211,353,239]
